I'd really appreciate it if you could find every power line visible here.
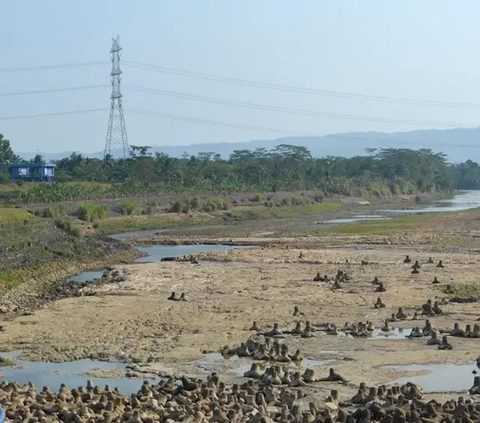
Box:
[0,85,109,98]
[2,58,479,110]
[0,106,323,136]
[0,106,478,150]
[0,81,475,127]
[0,108,108,121]
[125,85,476,128]
[128,108,321,136]
[124,60,480,109]
[0,61,109,73]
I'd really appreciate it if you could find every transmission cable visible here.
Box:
[0,85,109,98]
[128,108,323,136]
[0,108,108,121]
[125,85,476,128]
[124,61,480,109]
[0,61,109,73]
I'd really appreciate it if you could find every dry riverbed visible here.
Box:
[0,242,479,400]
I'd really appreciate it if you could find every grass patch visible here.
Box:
[226,202,343,220]
[0,272,21,291]
[94,213,214,235]
[0,207,34,224]
[444,283,479,299]
[0,356,16,366]
[322,213,442,235]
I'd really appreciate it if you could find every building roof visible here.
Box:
[0,163,56,168]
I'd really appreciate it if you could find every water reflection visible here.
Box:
[68,270,104,283]
[385,361,477,393]
[135,244,251,263]
[379,190,480,214]
[70,245,251,280]
[0,351,149,395]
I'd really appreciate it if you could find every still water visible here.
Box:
[0,351,148,395]
[135,244,250,263]
[385,361,477,393]
[69,244,250,282]
[380,190,480,214]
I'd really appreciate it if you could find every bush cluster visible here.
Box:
[169,197,231,214]
[119,200,140,215]
[76,203,108,222]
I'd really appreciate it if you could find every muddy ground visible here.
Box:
[1,236,479,402]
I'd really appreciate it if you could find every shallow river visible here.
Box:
[3,191,480,393]
[326,189,480,224]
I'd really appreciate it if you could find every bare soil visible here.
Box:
[1,238,479,401]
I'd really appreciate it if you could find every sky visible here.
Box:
[1,0,480,154]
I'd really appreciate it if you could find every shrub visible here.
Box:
[169,197,231,214]
[221,198,231,210]
[290,195,311,206]
[54,218,82,238]
[77,203,108,222]
[169,201,183,213]
[251,193,264,202]
[41,204,66,219]
[120,201,139,215]
[190,197,201,210]
[390,183,401,195]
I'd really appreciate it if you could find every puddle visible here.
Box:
[191,353,331,377]
[384,362,477,393]
[232,358,332,377]
[325,216,391,224]
[135,244,252,263]
[0,351,151,394]
[70,244,251,281]
[68,270,104,283]
[256,231,276,236]
[369,328,409,340]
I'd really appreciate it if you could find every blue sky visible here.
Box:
[1,0,480,153]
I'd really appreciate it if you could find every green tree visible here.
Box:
[0,134,18,164]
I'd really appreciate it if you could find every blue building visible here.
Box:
[0,163,55,182]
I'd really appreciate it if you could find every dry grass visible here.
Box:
[0,207,34,224]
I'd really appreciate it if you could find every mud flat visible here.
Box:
[1,242,479,401]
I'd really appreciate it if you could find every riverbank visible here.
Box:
[0,242,479,400]
[0,215,144,312]
[0,190,479,405]
[17,189,453,237]
[0,191,451,303]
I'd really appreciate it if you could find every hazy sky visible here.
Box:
[1,0,480,153]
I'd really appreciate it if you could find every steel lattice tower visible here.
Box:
[104,36,129,159]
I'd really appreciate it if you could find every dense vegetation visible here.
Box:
[2,132,480,203]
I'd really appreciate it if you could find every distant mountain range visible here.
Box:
[18,127,480,164]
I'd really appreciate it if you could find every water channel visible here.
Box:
[326,189,480,224]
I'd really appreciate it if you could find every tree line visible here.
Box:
[2,132,480,197]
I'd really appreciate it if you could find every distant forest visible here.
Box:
[1,132,480,203]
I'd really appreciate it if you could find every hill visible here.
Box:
[18,127,480,163]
